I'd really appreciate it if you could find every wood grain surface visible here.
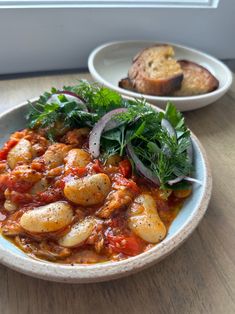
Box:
[0,73,234,314]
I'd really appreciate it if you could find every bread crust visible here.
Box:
[118,77,135,91]
[129,72,183,96]
[173,60,219,96]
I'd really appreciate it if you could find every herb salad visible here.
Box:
[27,80,194,189]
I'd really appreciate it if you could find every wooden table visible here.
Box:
[0,73,234,314]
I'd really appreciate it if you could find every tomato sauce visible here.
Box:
[0,128,191,264]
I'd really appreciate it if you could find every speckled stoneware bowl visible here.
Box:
[0,99,212,283]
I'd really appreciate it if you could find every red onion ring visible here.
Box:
[126,141,160,186]
[161,118,176,138]
[57,90,86,103]
[48,92,88,112]
[168,176,202,186]
[89,108,128,158]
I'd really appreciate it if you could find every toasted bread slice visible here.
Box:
[124,45,183,96]
[118,77,136,91]
[173,60,219,96]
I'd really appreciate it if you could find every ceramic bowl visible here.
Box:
[0,99,212,283]
[88,40,233,111]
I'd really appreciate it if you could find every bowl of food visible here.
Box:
[0,81,212,283]
[88,41,233,111]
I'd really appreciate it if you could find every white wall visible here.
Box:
[0,0,234,75]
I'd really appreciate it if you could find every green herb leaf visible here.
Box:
[165,102,186,132]
[26,89,98,139]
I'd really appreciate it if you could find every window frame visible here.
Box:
[2,0,233,76]
[0,0,219,9]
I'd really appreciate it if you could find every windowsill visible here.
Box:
[0,59,233,81]
[0,0,219,9]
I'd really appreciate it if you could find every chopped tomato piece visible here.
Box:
[71,167,87,177]
[10,191,34,205]
[0,174,9,199]
[7,179,33,193]
[107,234,144,256]
[59,174,74,188]
[0,138,19,161]
[91,159,103,173]
[55,179,65,190]
[37,188,62,204]
[114,175,140,194]
[31,161,45,172]
[119,159,132,178]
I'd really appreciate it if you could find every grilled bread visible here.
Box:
[173,60,219,96]
[119,45,183,96]
[118,77,135,92]
[119,46,219,97]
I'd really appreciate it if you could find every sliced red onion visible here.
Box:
[161,118,176,138]
[89,108,128,158]
[184,177,202,185]
[126,141,160,186]
[104,119,125,132]
[104,115,142,132]
[167,176,185,186]
[187,138,193,164]
[57,90,86,104]
[48,92,88,112]
[168,176,202,186]
[161,118,176,157]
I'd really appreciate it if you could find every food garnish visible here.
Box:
[27,80,194,189]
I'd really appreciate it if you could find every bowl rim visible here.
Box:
[88,40,233,102]
[0,98,212,283]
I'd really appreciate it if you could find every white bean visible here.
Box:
[7,139,32,169]
[59,217,98,247]
[20,201,73,233]
[64,174,111,206]
[42,143,70,169]
[4,200,17,212]
[30,178,48,195]
[128,194,166,243]
[65,149,91,169]
[11,165,42,183]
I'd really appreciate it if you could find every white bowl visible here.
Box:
[88,40,233,111]
[0,99,212,283]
